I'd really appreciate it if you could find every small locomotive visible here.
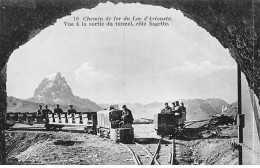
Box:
[96,108,134,142]
[153,111,186,137]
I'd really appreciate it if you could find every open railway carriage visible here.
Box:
[5,112,97,133]
[6,112,44,127]
[153,113,186,137]
[96,109,134,143]
[46,112,97,133]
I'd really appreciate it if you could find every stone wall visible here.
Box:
[0,0,259,164]
[0,67,7,164]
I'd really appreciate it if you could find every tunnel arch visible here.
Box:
[0,0,258,98]
[0,0,259,164]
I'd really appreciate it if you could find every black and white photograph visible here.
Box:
[0,0,259,165]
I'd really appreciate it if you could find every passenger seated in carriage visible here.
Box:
[172,102,176,111]
[54,104,63,120]
[42,105,52,122]
[37,105,43,115]
[180,102,186,115]
[68,105,77,115]
[54,104,63,114]
[173,101,182,118]
[161,103,172,114]
[178,102,187,127]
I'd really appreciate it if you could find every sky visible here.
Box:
[7,2,237,104]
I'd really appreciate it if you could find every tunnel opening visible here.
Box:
[4,2,240,165]
[7,2,237,120]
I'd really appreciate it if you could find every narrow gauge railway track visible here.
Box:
[120,137,177,165]
[9,127,185,165]
[163,137,193,165]
[154,138,176,165]
[120,142,159,165]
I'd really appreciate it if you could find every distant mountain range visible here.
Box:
[7,96,93,112]
[8,72,236,121]
[99,98,232,120]
[8,72,101,112]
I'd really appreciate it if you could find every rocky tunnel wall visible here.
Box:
[0,0,259,164]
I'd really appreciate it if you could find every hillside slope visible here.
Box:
[7,96,92,112]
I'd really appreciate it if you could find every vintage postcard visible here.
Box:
[0,0,259,165]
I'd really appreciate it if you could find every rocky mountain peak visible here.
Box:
[45,72,63,81]
[29,72,74,104]
[28,72,101,111]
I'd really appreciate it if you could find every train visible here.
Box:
[153,111,186,137]
[96,109,134,142]
[5,107,134,143]
[5,106,185,142]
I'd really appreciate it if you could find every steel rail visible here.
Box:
[170,137,175,165]
[135,142,160,165]
[119,143,141,165]
[149,137,162,165]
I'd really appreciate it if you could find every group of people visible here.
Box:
[37,104,77,117]
[109,104,134,125]
[37,103,134,125]
[161,101,186,118]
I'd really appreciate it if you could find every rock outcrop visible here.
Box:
[28,72,101,111]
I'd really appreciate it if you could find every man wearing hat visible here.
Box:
[173,101,181,118]
[179,102,187,125]
[37,105,43,115]
[42,105,52,122]
[180,102,186,114]
[161,103,172,114]
[68,105,77,115]
[121,105,134,124]
[172,102,176,111]
[109,105,115,110]
[54,104,63,114]
[54,104,63,122]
